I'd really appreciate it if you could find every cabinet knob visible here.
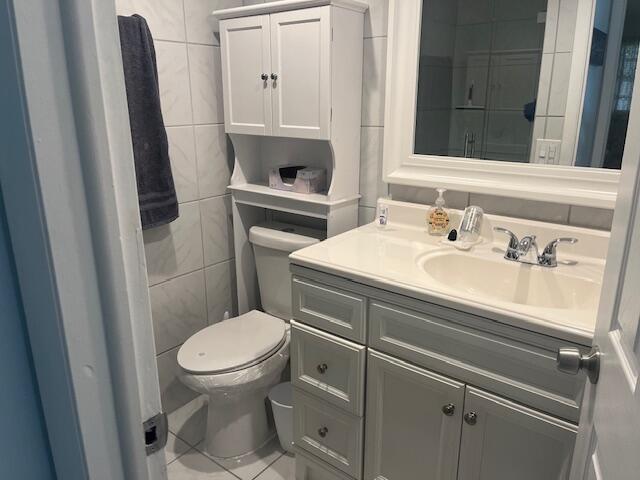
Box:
[318,426,328,438]
[441,403,455,416]
[317,363,328,374]
[464,412,478,425]
[271,73,278,81]
[260,73,268,81]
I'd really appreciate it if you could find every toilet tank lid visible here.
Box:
[249,222,324,252]
[177,310,286,375]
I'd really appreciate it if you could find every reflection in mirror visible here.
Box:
[414,0,547,163]
[414,0,636,170]
[577,0,640,169]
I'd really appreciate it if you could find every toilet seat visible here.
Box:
[178,310,286,375]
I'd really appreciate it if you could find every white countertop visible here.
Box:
[290,200,609,346]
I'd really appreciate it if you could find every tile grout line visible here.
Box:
[148,255,235,290]
[250,451,287,480]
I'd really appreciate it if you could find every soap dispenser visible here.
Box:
[428,188,450,236]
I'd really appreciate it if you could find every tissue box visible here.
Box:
[268,166,326,194]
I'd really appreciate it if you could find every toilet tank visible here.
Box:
[249,222,324,320]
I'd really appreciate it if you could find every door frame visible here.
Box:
[1,0,164,478]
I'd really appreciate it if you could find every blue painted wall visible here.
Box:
[0,190,56,479]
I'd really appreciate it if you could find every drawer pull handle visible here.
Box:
[442,403,455,416]
[317,363,328,374]
[318,426,329,438]
[464,412,478,425]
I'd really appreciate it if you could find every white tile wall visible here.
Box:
[359,127,385,208]
[201,195,234,266]
[117,0,242,413]
[189,44,225,124]
[157,345,199,413]
[156,41,193,126]
[205,260,237,324]
[362,37,387,127]
[195,124,233,198]
[143,201,205,286]
[150,270,207,354]
[116,0,187,42]
[167,126,199,203]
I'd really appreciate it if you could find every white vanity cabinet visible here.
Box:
[218,2,364,140]
[365,351,577,480]
[290,267,584,480]
[364,350,465,480]
[456,387,576,480]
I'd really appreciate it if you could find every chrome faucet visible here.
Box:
[494,227,578,267]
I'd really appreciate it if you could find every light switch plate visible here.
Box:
[534,139,562,165]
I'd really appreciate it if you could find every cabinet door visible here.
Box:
[458,387,577,480]
[269,6,331,139]
[219,15,272,135]
[364,350,465,480]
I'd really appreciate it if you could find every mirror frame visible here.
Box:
[383,0,620,208]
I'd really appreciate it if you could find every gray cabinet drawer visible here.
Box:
[295,448,354,480]
[292,276,366,342]
[368,300,585,422]
[293,388,364,479]
[291,321,366,415]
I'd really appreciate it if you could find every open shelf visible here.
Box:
[228,183,360,219]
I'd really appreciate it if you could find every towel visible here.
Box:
[118,14,179,229]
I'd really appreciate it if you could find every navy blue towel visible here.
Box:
[118,14,179,229]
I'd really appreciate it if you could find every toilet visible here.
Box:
[177,222,322,458]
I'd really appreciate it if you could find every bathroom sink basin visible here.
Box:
[419,252,601,311]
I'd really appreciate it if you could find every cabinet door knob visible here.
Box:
[271,73,278,81]
[317,363,328,374]
[260,73,268,81]
[318,426,328,438]
[464,412,478,425]
[442,403,455,416]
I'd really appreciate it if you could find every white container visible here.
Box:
[269,382,293,453]
[268,166,327,194]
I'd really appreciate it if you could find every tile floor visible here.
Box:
[165,396,295,480]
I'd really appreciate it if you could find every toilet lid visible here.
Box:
[178,310,286,375]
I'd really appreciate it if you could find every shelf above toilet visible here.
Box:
[229,183,360,219]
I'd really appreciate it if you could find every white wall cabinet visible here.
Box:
[219,15,273,135]
[219,5,336,140]
[213,0,366,314]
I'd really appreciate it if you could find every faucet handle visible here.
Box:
[540,238,578,266]
[493,227,519,249]
[493,227,519,260]
[542,237,578,256]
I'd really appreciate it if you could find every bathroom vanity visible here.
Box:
[288,200,608,480]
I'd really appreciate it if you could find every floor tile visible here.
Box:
[167,449,238,480]
[166,433,192,464]
[196,436,284,480]
[254,453,295,480]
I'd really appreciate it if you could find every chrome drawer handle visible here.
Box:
[317,363,328,374]
[442,403,455,416]
[464,412,478,425]
[318,426,328,438]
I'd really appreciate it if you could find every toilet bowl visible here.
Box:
[177,222,323,458]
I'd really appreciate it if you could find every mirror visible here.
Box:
[412,0,638,170]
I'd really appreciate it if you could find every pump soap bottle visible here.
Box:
[428,188,450,236]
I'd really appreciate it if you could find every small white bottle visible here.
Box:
[376,198,389,230]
